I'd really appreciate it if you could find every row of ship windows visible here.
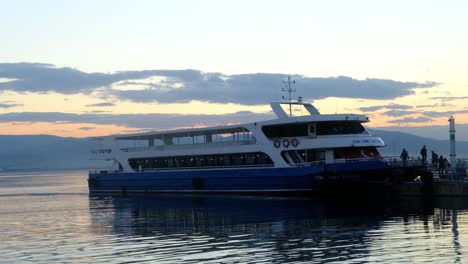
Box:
[262,121,366,138]
[128,152,274,170]
[116,122,367,149]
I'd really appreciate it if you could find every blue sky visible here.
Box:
[3,0,467,75]
[0,0,467,138]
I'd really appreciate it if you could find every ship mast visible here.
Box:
[282,75,296,117]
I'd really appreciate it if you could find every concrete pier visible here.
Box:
[394,116,468,197]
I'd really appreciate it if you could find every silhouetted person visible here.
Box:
[420,145,427,165]
[431,151,438,167]
[439,155,445,175]
[444,158,451,175]
[400,148,409,166]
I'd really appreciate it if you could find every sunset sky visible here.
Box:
[1,0,467,140]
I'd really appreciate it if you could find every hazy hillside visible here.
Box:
[0,131,466,171]
[371,129,468,158]
[0,135,107,171]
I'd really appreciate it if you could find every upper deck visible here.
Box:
[90,100,375,160]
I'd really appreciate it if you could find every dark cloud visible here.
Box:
[0,111,276,130]
[0,63,439,105]
[108,75,438,105]
[0,101,23,108]
[377,124,468,141]
[382,109,418,117]
[359,103,413,112]
[388,117,433,123]
[430,96,468,101]
[415,102,453,108]
[381,109,468,118]
[359,105,387,112]
[385,104,413,110]
[422,110,468,118]
[79,126,96,131]
[0,62,186,94]
[85,110,109,113]
[85,102,115,107]
[422,111,453,118]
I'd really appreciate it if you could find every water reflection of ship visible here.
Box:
[89,195,325,235]
[88,195,449,234]
[87,195,468,262]
[86,195,417,261]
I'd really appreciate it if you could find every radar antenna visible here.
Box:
[282,75,296,117]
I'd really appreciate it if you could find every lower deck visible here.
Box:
[88,159,391,194]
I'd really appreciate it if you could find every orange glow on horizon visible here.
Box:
[1,112,467,138]
[0,122,143,138]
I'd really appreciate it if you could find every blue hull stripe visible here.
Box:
[88,160,390,193]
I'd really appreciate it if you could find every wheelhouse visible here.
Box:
[261,121,368,139]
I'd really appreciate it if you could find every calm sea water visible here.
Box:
[1,171,468,263]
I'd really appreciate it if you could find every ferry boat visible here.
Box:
[88,78,390,194]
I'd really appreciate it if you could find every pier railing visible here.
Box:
[383,156,424,167]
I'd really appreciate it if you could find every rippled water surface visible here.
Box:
[1,171,468,263]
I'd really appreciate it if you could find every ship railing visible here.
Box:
[333,157,385,163]
[293,161,326,167]
[119,140,257,152]
[89,149,114,160]
[382,156,424,167]
[89,169,120,174]
[134,163,274,172]
[293,157,386,168]
[90,149,112,154]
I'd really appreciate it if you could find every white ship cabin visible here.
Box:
[91,101,385,172]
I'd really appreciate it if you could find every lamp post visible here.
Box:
[449,116,456,180]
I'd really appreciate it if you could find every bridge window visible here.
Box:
[262,123,308,138]
[316,121,366,135]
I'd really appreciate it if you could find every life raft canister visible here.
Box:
[283,139,290,148]
[291,138,299,147]
[274,140,281,148]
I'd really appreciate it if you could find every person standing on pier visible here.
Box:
[431,151,438,168]
[420,145,427,165]
[400,148,409,166]
[439,155,445,175]
[444,158,450,176]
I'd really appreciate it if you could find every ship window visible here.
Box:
[128,152,273,170]
[298,150,325,162]
[309,124,315,134]
[245,153,256,165]
[316,121,366,135]
[213,133,234,143]
[262,123,308,139]
[206,155,217,166]
[231,154,243,165]
[220,155,231,166]
[173,136,193,145]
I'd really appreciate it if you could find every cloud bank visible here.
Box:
[359,103,413,112]
[388,117,433,123]
[0,111,276,131]
[0,101,23,108]
[86,102,115,107]
[0,63,438,105]
[431,96,468,101]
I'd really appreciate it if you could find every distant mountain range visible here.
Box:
[0,131,467,171]
[0,135,107,171]
[370,129,468,158]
